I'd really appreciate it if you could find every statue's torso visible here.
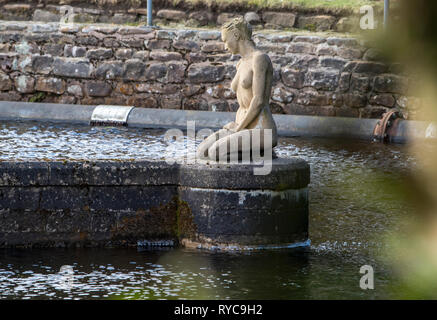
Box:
[233,53,277,134]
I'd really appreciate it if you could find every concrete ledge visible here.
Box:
[0,159,310,250]
[0,161,179,186]
[0,101,94,124]
[128,107,234,130]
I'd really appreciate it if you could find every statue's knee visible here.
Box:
[207,143,218,161]
[196,141,210,159]
[196,148,206,159]
[209,141,233,161]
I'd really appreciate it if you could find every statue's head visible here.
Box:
[221,17,253,54]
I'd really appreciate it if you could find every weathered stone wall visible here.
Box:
[0,158,310,248]
[0,21,417,119]
[0,0,377,32]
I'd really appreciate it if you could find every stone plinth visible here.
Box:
[179,158,310,250]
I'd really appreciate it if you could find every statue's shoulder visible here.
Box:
[252,51,271,68]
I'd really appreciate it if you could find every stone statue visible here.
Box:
[196,17,278,162]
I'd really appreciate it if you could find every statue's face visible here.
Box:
[222,29,239,54]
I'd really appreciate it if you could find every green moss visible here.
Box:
[304,23,317,32]
[110,198,179,244]
[124,21,143,26]
[172,0,384,12]
[275,183,290,191]
[28,92,46,103]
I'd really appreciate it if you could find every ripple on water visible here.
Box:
[0,121,422,299]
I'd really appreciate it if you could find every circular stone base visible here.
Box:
[178,157,310,250]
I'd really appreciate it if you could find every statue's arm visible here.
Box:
[231,60,241,92]
[223,61,241,130]
[223,121,236,130]
[234,54,268,132]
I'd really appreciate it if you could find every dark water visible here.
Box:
[0,122,417,299]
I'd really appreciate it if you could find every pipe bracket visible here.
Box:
[373,110,401,143]
[426,122,437,139]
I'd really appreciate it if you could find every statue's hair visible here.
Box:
[221,17,252,40]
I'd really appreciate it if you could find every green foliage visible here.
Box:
[304,23,316,32]
[124,21,144,26]
[175,0,383,11]
[28,92,46,103]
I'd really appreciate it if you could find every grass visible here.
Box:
[123,21,144,26]
[284,0,383,9]
[172,0,387,12]
[28,92,46,103]
[81,0,397,15]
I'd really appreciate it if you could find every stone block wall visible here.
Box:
[0,21,418,119]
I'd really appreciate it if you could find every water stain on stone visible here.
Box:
[110,197,178,244]
[175,198,197,240]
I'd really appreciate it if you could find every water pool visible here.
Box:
[0,121,417,299]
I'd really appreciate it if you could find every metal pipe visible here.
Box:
[0,101,94,124]
[0,101,434,144]
[384,0,389,29]
[147,0,153,27]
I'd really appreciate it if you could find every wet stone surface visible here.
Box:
[0,121,310,249]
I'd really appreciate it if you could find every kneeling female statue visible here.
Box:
[196,17,278,162]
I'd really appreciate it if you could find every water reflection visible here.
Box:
[0,121,419,299]
[0,247,392,299]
